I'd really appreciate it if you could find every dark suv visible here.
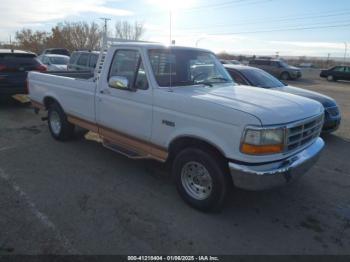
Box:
[67,51,99,71]
[249,59,302,80]
[0,49,47,96]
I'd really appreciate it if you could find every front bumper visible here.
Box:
[229,137,324,191]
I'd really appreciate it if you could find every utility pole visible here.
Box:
[327,53,330,68]
[100,17,111,36]
[344,42,348,65]
[169,10,172,45]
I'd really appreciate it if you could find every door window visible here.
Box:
[227,70,246,85]
[333,66,345,72]
[109,49,148,90]
[89,54,98,68]
[77,54,89,67]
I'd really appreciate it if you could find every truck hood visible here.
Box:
[271,85,337,108]
[173,84,323,125]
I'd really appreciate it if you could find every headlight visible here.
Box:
[240,127,285,155]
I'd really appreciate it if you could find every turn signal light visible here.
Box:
[240,143,283,155]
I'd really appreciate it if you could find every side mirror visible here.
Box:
[108,76,134,91]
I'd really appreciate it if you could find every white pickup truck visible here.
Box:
[28,41,325,211]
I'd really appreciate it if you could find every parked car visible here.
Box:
[320,66,350,81]
[249,58,302,80]
[41,48,70,57]
[28,43,324,211]
[224,64,341,133]
[67,51,99,71]
[38,54,69,71]
[220,59,241,65]
[0,49,47,96]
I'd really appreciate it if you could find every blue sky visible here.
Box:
[0,0,349,58]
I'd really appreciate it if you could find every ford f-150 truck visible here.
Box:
[28,40,325,211]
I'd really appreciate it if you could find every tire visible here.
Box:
[280,72,290,80]
[327,75,336,81]
[172,148,231,212]
[48,102,75,141]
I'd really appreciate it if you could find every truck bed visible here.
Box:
[42,70,94,80]
[28,70,96,123]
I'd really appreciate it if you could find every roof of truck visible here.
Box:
[110,42,211,52]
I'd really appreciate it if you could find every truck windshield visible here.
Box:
[148,49,233,87]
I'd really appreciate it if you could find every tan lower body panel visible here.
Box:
[67,114,168,162]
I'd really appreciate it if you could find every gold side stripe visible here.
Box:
[31,100,45,110]
[67,114,168,162]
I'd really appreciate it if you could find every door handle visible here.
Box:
[100,89,111,95]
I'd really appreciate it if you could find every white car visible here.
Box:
[28,40,325,211]
[38,54,69,71]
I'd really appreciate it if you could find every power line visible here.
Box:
[177,9,350,31]
[205,23,350,35]
[170,23,350,37]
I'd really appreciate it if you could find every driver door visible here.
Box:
[96,48,153,155]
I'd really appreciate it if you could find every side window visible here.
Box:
[135,61,149,90]
[228,70,246,85]
[345,67,350,73]
[333,66,344,72]
[69,53,79,64]
[42,56,49,64]
[77,54,89,66]
[89,54,98,68]
[109,49,148,90]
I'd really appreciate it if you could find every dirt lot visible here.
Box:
[0,77,349,255]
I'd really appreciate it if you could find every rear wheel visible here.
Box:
[280,72,290,80]
[172,148,231,212]
[48,102,75,141]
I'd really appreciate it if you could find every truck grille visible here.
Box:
[286,114,324,152]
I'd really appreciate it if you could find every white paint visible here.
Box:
[0,168,77,254]
[28,43,323,164]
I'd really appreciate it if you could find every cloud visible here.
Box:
[0,0,133,30]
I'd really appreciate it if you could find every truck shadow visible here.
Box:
[0,96,30,109]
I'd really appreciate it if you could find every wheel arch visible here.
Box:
[167,135,228,164]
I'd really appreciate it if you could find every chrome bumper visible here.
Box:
[229,137,325,191]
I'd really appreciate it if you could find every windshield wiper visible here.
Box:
[207,77,231,82]
[200,82,213,87]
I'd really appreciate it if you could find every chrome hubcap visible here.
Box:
[49,111,61,135]
[181,161,213,200]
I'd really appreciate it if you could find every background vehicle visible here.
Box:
[28,40,324,212]
[67,51,99,71]
[0,49,47,96]
[249,58,302,80]
[320,66,350,81]
[41,48,70,57]
[220,59,241,65]
[38,54,69,71]
[224,64,341,133]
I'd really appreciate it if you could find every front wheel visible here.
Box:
[280,72,290,80]
[172,148,231,212]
